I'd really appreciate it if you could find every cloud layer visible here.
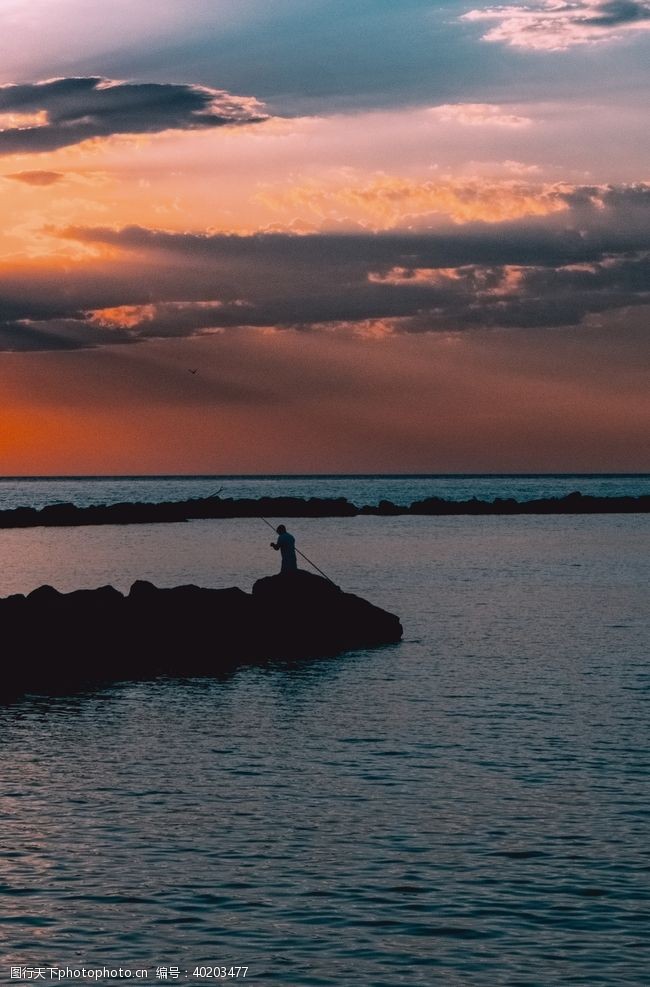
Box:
[1,182,648,351]
[463,0,650,50]
[4,170,64,185]
[257,176,569,228]
[0,77,267,155]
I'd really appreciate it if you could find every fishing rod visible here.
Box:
[260,516,337,585]
[204,484,337,585]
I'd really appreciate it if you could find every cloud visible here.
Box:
[0,77,268,155]
[0,317,136,352]
[82,250,647,334]
[384,252,650,330]
[429,103,532,127]
[91,301,231,338]
[4,170,64,185]
[256,175,568,228]
[1,181,648,350]
[462,0,650,50]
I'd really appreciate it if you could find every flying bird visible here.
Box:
[188,368,198,374]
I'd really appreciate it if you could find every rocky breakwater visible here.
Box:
[1,571,402,700]
[0,491,648,529]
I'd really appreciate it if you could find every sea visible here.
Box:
[0,476,648,986]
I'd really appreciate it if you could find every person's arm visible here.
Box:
[271,541,279,550]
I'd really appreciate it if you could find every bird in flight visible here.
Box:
[188,368,198,374]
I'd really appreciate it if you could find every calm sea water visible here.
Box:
[1,514,649,986]
[0,474,647,512]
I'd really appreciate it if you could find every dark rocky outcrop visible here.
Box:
[0,491,647,529]
[1,571,402,701]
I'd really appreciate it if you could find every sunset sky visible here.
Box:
[1,0,648,474]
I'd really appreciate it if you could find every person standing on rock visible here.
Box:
[270,524,298,573]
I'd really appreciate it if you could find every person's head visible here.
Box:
[276,524,286,534]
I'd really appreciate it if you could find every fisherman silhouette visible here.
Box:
[270,524,298,573]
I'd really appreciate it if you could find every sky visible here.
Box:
[0,0,648,474]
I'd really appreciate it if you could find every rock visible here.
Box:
[252,570,402,657]
[0,572,402,701]
[0,492,647,529]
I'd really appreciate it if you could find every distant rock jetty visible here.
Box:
[1,571,402,701]
[0,491,647,528]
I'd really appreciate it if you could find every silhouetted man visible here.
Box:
[270,524,297,573]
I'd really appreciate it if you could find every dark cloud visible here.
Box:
[402,253,650,331]
[2,183,649,351]
[120,251,646,334]
[0,318,136,352]
[584,0,650,25]
[0,77,267,155]
[65,223,649,272]
[4,170,64,186]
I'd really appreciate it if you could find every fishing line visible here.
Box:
[207,488,338,585]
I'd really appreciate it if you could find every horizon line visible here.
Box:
[0,473,648,481]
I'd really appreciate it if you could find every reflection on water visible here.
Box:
[1,515,649,985]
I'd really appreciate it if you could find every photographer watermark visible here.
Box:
[9,966,249,982]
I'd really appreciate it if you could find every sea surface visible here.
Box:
[0,473,648,512]
[1,510,649,985]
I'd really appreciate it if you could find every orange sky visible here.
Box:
[0,1,648,473]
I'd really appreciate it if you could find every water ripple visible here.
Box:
[1,514,649,985]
